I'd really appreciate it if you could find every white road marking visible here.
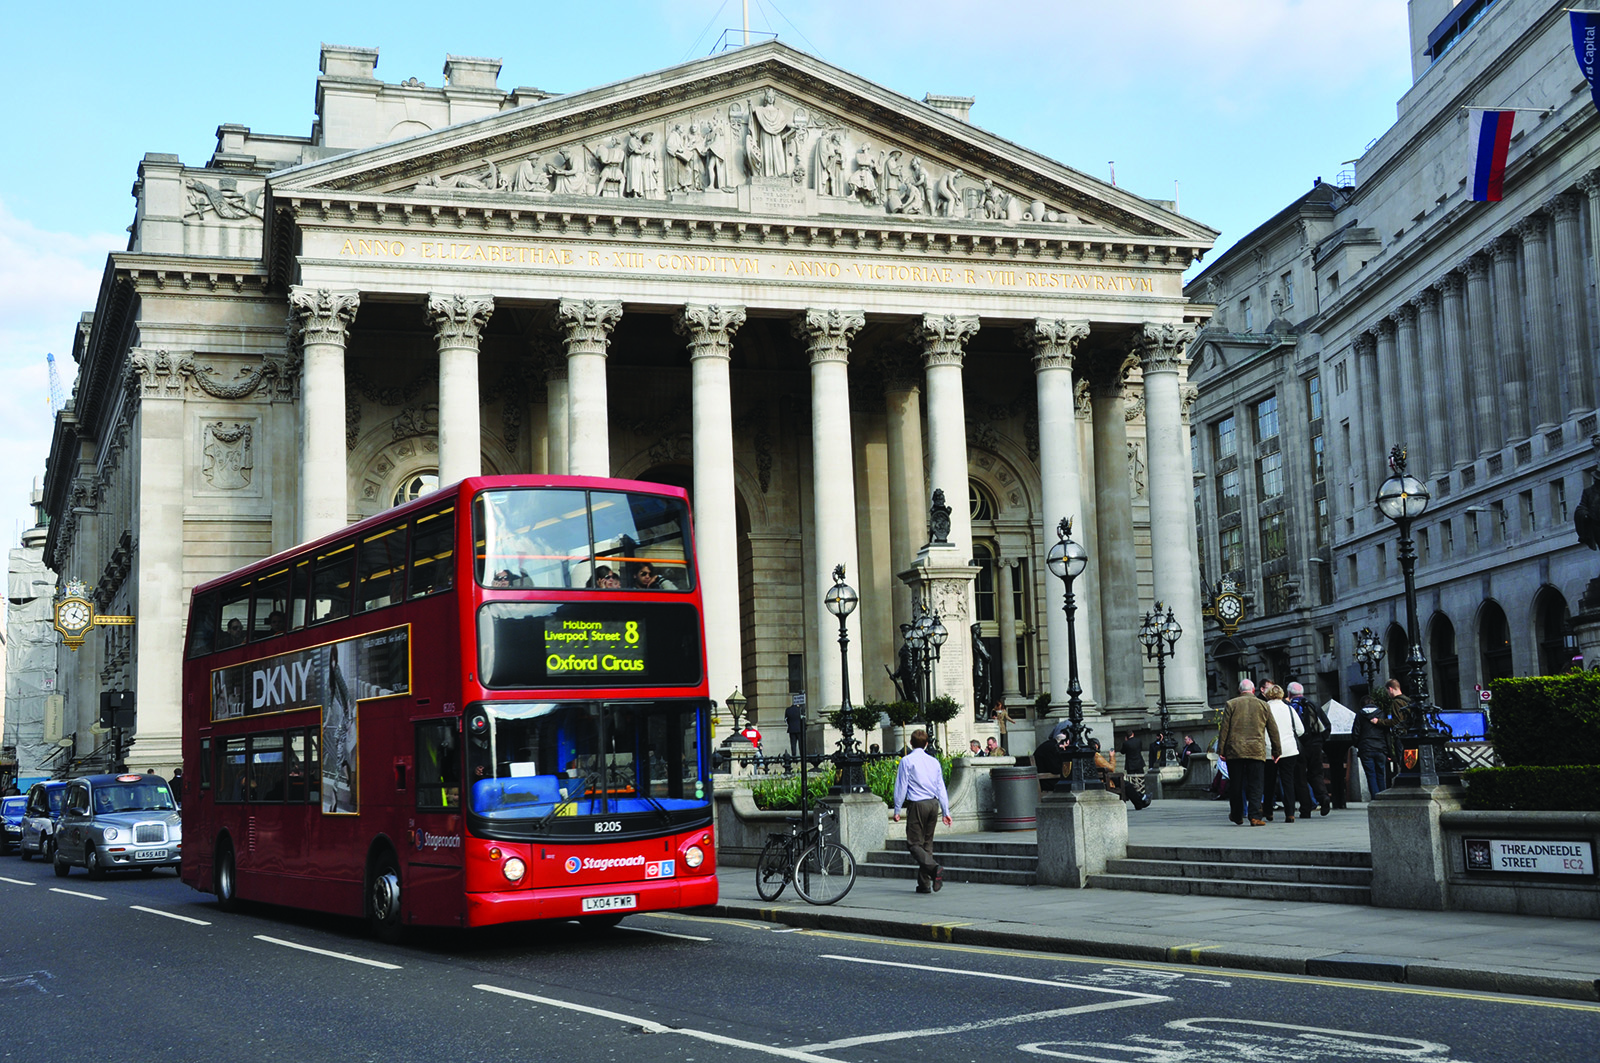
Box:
[475,983,845,1062]
[1020,1016,1475,1062]
[618,925,712,942]
[130,905,212,926]
[820,954,1167,998]
[770,927,804,933]
[0,876,37,886]
[49,887,106,901]
[254,935,401,970]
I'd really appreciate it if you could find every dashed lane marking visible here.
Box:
[618,925,712,942]
[130,905,212,926]
[820,954,1167,997]
[254,935,401,969]
[475,983,845,1062]
[49,887,106,901]
[643,912,768,931]
[0,876,37,886]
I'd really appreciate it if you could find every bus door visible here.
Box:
[405,717,466,924]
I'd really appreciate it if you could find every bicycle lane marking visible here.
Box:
[793,954,1169,1052]
[475,983,847,1062]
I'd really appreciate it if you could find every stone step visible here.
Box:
[870,849,1039,873]
[857,860,1037,887]
[880,839,1040,859]
[1103,857,1372,887]
[1087,872,1371,904]
[1126,843,1373,868]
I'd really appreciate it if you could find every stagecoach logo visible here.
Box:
[565,856,582,874]
[411,828,462,850]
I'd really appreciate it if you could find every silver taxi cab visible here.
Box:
[53,774,182,878]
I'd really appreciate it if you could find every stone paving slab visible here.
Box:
[700,797,1600,1002]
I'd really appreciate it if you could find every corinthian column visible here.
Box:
[1416,288,1450,480]
[1090,365,1141,713]
[557,299,622,477]
[289,286,360,541]
[1515,215,1560,431]
[794,308,867,713]
[1393,305,1428,475]
[1355,332,1382,489]
[543,349,569,475]
[676,304,747,706]
[881,354,926,635]
[1488,235,1528,440]
[1375,317,1400,453]
[1137,323,1203,711]
[1439,272,1475,466]
[915,314,981,560]
[1020,318,1095,711]
[1552,191,1594,416]
[427,293,494,485]
[1465,254,1501,456]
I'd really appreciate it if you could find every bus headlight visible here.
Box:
[683,845,704,869]
[502,857,526,883]
[102,827,120,842]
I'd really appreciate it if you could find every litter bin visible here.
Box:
[991,765,1039,831]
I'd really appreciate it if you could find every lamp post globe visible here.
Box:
[1140,602,1181,762]
[1047,517,1096,791]
[824,564,867,793]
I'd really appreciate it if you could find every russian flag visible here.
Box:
[1470,110,1514,202]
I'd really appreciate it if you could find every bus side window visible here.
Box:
[415,721,461,811]
[218,737,247,803]
[248,569,290,642]
[188,593,219,658]
[305,730,321,804]
[289,559,311,630]
[218,586,250,648]
[285,732,307,802]
[249,734,286,803]
[357,522,408,613]
[410,506,455,598]
[310,543,356,624]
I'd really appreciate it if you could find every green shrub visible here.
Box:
[750,764,837,810]
[1461,765,1600,811]
[883,700,922,727]
[864,752,955,807]
[822,703,884,735]
[925,695,961,724]
[1486,674,1600,766]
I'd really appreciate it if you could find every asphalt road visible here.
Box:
[1,856,1595,1062]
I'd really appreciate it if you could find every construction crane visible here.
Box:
[46,351,65,417]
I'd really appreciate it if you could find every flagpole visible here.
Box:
[1459,105,1552,113]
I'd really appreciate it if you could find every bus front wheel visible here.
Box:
[367,853,403,941]
[215,842,238,911]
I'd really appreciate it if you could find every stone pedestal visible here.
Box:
[1369,782,1464,911]
[821,792,889,863]
[1035,788,1126,888]
[900,543,979,751]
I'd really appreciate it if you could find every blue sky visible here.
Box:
[0,0,1414,575]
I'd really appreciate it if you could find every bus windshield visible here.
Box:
[465,699,708,838]
[473,488,693,591]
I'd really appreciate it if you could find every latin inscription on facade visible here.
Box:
[320,233,1167,296]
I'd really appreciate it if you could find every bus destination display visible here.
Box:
[544,617,647,675]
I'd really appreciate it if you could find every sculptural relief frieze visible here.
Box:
[184,177,264,221]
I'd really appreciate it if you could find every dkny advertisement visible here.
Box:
[210,626,410,815]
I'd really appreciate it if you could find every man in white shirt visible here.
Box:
[892,729,952,893]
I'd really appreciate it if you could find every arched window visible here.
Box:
[1479,601,1513,683]
[1429,613,1460,712]
[1385,623,1410,692]
[392,471,438,508]
[1534,586,1574,676]
[972,541,996,622]
[969,482,996,521]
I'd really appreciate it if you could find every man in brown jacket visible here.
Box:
[1218,678,1283,826]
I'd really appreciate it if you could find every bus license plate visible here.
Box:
[136,849,168,861]
[581,894,637,913]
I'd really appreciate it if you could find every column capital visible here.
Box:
[1464,253,1491,279]
[1135,322,1195,374]
[1393,302,1418,329]
[1490,233,1520,262]
[1415,286,1441,313]
[675,304,747,360]
[1018,318,1090,371]
[1548,190,1585,220]
[1439,270,1466,298]
[879,347,923,393]
[913,313,980,368]
[793,308,865,364]
[1578,169,1600,197]
[1376,315,1397,339]
[1512,213,1548,243]
[1353,331,1377,358]
[557,299,623,355]
[288,286,360,345]
[426,292,494,347]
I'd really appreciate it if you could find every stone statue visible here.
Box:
[745,88,793,177]
[885,643,915,703]
[702,119,729,190]
[928,488,952,545]
[509,155,541,193]
[685,123,706,190]
[849,143,882,205]
[589,137,625,197]
[545,149,582,194]
[665,123,694,192]
[971,622,993,715]
[641,132,661,197]
[1576,467,1600,550]
[623,130,650,198]
[817,130,845,196]
[933,168,964,217]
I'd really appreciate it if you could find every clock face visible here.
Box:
[1217,595,1243,623]
[58,599,92,633]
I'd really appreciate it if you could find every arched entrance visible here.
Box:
[1534,586,1575,676]
[1428,613,1460,711]
[1478,600,1514,683]
[1384,622,1410,693]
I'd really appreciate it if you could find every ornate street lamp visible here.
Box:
[1375,445,1454,786]
[1045,517,1097,791]
[1353,626,1385,693]
[1139,601,1182,764]
[725,688,748,732]
[823,564,868,793]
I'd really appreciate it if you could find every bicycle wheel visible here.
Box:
[755,835,790,901]
[793,842,855,905]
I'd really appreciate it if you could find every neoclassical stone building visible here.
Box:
[1187,0,1600,709]
[42,42,1215,773]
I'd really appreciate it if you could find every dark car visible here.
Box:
[18,780,69,862]
[53,774,182,879]
[1,795,25,854]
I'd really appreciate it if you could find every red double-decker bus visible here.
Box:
[180,475,716,934]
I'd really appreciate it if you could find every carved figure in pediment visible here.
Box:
[702,119,729,190]
[509,155,541,193]
[849,143,883,205]
[665,123,694,192]
[588,137,626,197]
[623,131,650,198]
[184,177,263,220]
[545,149,582,194]
[933,168,965,218]
[684,124,706,190]
[816,130,845,196]
[745,88,794,178]
[642,132,662,197]
[888,155,931,215]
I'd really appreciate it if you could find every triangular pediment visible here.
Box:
[271,43,1214,250]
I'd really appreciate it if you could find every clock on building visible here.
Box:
[1211,575,1245,635]
[51,579,136,651]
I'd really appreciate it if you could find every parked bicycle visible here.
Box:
[754,802,856,905]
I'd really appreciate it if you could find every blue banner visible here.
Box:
[1572,12,1600,114]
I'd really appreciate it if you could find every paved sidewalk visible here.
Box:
[703,799,1600,1002]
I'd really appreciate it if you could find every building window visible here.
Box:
[1281,271,1295,307]
[1220,527,1244,574]
[1334,362,1348,394]
[1554,479,1569,523]
[1215,416,1237,461]
[1218,468,1241,517]
[1520,490,1536,536]
[392,471,438,507]
[1468,512,1480,550]
[970,482,997,521]
[1317,560,1334,604]
[1255,396,1279,442]
[1311,434,1325,485]
[972,542,996,622]
[1417,526,1430,566]
[1491,500,1506,544]
[1443,521,1455,558]
[1346,553,1359,588]
[1259,512,1287,561]
[1377,543,1387,579]
[1257,452,1284,500]
[1306,374,1321,422]
[1264,572,1293,615]
[1327,271,1339,295]
[1315,496,1329,546]
[1241,296,1253,332]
